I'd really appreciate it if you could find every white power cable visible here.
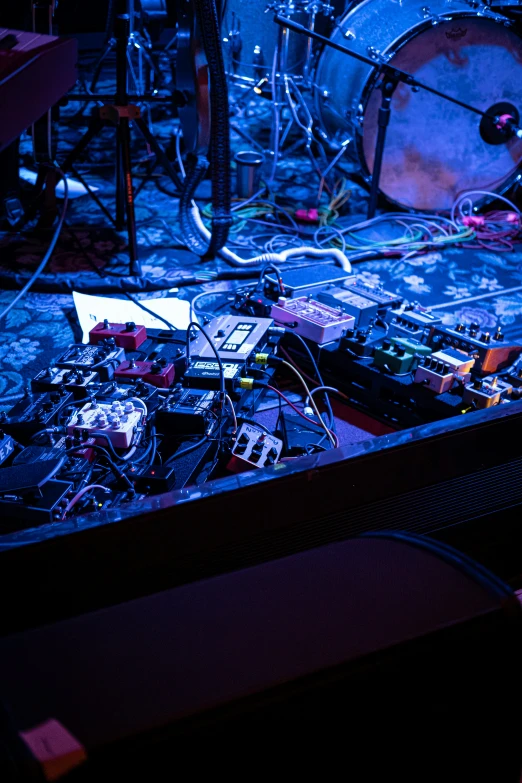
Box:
[174,124,351,272]
[126,397,148,418]
[191,205,352,271]
[0,166,68,322]
[225,393,238,434]
[61,484,110,519]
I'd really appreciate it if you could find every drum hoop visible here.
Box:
[358,11,512,135]
[314,10,483,144]
[350,11,521,211]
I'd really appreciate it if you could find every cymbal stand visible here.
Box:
[60,14,183,277]
[90,0,164,111]
[266,3,338,191]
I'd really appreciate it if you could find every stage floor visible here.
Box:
[1,53,522,425]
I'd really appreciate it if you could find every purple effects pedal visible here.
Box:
[270,297,355,344]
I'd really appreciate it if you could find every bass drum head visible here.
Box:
[318,13,522,211]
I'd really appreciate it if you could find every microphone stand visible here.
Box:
[274,14,522,219]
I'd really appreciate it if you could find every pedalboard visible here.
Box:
[89,321,147,350]
[67,400,144,449]
[155,388,218,435]
[271,297,355,344]
[114,359,175,389]
[1,273,522,536]
[227,423,283,473]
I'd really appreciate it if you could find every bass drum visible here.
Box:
[314,0,522,211]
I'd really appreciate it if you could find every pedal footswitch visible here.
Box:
[114,359,175,389]
[89,321,147,350]
[227,423,283,472]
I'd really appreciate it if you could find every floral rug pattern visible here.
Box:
[1,55,522,411]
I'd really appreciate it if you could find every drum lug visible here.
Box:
[349,101,364,128]
[475,6,511,23]
[342,27,356,42]
[419,6,441,24]
[332,16,356,41]
[367,46,391,63]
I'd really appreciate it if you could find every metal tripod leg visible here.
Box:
[116,123,125,230]
[90,40,116,93]
[61,114,104,174]
[119,117,141,276]
[134,117,183,191]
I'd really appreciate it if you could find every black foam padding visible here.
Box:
[0,535,521,777]
[0,459,64,495]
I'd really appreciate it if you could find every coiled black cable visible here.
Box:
[179,0,232,258]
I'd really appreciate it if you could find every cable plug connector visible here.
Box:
[254,352,282,367]
[238,377,268,391]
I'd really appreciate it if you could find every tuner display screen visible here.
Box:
[222,323,255,352]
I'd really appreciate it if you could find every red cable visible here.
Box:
[266,384,338,448]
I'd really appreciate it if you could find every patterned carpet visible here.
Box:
[2,50,522,414]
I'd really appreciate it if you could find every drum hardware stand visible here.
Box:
[274,13,522,218]
[224,1,334,188]
[265,5,334,188]
[367,75,397,219]
[60,14,183,277]
[90,0,164,111]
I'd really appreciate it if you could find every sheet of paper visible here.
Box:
[73,291,191,343]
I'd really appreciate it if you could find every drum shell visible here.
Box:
[223,0,309,78]
[315,0,522,210]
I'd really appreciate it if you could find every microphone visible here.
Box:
[495,114,522,140]
[480,103,522,145]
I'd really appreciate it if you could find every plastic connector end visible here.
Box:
[239,377,255,390]
[254,353,282,367]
